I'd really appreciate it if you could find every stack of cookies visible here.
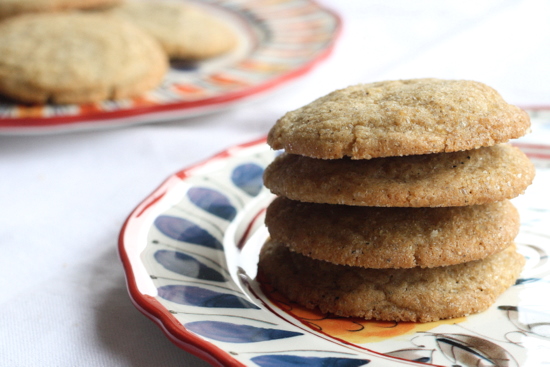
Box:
[258,78,535,322]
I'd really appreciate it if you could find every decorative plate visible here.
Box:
[119,110,550,367]
[0,0,340,134]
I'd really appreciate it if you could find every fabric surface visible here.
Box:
[1,0,549,366]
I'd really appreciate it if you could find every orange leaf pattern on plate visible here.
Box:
[261,278,464,344]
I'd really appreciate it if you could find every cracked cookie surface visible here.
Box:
[258,240,525,322]
[265,197,519,268]
[263,144,535,207]
[267,79,530,159]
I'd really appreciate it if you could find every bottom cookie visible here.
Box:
[258,240,525,323]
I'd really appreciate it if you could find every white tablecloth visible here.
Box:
[1,1,549,366]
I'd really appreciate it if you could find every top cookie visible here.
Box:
[0,12,168,104]
[268,79,530,159]
[107,1,238,60]
[0,0,121,19]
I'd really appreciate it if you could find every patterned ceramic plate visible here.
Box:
[0,0,340,134]
[120,110,550,367]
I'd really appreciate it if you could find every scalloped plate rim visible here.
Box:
[119,137,266,367]
[119,113,550,367]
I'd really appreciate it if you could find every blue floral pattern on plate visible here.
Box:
[120,110,550,367]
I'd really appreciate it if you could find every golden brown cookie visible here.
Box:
[107,1,238,60]
[0,0,121,19]
[258,240,525,322]
[265,197,519,268]
[0,12,168,104]
[267,79,530,159]
[263,144,535,207]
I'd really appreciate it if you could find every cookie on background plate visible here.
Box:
[0,0,121,19]
[0,12,168,104]
[258,240,525,323]
[106,0,238,60]
[263,144,535,207]
[265,197,520,268]
[267,78,530,159]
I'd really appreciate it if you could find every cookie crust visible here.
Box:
[266,197,519,268]
[258,240,525,322]
[0,12,168,104]
[268,79,530,159]
[107,1,238,60]
[263,144,535,207]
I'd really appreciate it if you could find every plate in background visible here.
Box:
[0,0,340,134]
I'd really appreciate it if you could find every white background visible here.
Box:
[1,0,549,366]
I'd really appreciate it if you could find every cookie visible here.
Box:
[258,240,525,322]
[265,197,519,268]
[0,0,121,19]
[263,144,535,207]
[0,12,168,104]
[267,79,530,159]
[107,1,238,60]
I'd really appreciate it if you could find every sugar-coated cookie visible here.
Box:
[263,144,535,207]
[258,240,525,322]
[265,197,519,268]
[268,79,530,159]
[107,0,238,60]
[0,12,168,104]
[0,0,121,19]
